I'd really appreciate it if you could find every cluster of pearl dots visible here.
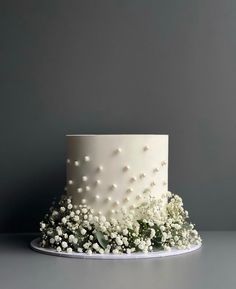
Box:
[66,145,167,215]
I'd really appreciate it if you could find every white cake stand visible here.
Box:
[30,238,201,259]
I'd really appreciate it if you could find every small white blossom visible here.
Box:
[68,235,75,243]
[115,237,123,246]
[61,217,67,224]
[56,246,62,252]
[60,207,66,212]
[123,229,128,236]
[67,204,73,210]
[74,215,80,222]
[61,241,68,249]
[99,248,104,254]
[126,248,131,254]
[49,238,55,244]
[54,235,61,242]
[82,208,88,214]
[150,228,156,238]
[112,249,119,254]
[80,228,87,235]
[92,243,100,251]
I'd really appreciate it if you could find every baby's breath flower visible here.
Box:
[92,243,100,251]
[67,247,73,253]
[74,215,80,222]
[112,249,119,254]
[67,204,73,210]
[115,237,123,246]
[61,217,67,224]
[60,207,66,212]
[80,228,87,235]
[123,229,128,236]
[61,241,68,249]
[49,238,55,244]
[56,246,62,252]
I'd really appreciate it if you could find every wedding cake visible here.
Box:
[39,135,201,255]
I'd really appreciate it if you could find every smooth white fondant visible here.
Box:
[66,135,168,217]
[31,238,201,259]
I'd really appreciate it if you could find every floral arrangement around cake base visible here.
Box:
[39,192,201,255]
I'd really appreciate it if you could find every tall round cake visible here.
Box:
[38,134,201,256]
[66,135,168,217]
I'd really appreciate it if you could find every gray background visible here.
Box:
[0,0,236,232]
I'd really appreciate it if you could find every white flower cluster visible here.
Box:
[40,192,201,254]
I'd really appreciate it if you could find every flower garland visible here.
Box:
[39,192,201,254]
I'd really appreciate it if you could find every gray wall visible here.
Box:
[1,0,236,232]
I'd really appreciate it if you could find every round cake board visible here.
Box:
[30,238,201,259]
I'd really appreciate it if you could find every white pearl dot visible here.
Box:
[67,159,71,164]
[98,211,102,215]
[111,209,115,214]
[74,160,79,166]
[95,179,101,185]
[115,148,122,154]
[77,188,83,193]
[84,155,90,162]
[81,199,86,204]
[130,176,137,183]
[68,180,73,185]
[127,188,133,193]
[140,173,146,179]
[85,186,90,191]
[97,165,103,172]
[161,161,166,166]
[136,194,142,200]
[143,145,149,151]
[82,176,88,182]
[123,165,130,172]
[107,196,112,201]
[95,194,100,200]
[111,184,117,190]
[124,197,130,202]
[114,200,120,206]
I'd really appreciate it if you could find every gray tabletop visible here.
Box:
[0,232,235,289]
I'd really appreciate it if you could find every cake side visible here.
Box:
[66,135,169,217]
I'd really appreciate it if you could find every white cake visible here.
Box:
[39,134,201,255]
[66,134,168,217]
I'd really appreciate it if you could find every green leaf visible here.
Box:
[95,231,109,249]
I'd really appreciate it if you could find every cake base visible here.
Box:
[30,238,201,259]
